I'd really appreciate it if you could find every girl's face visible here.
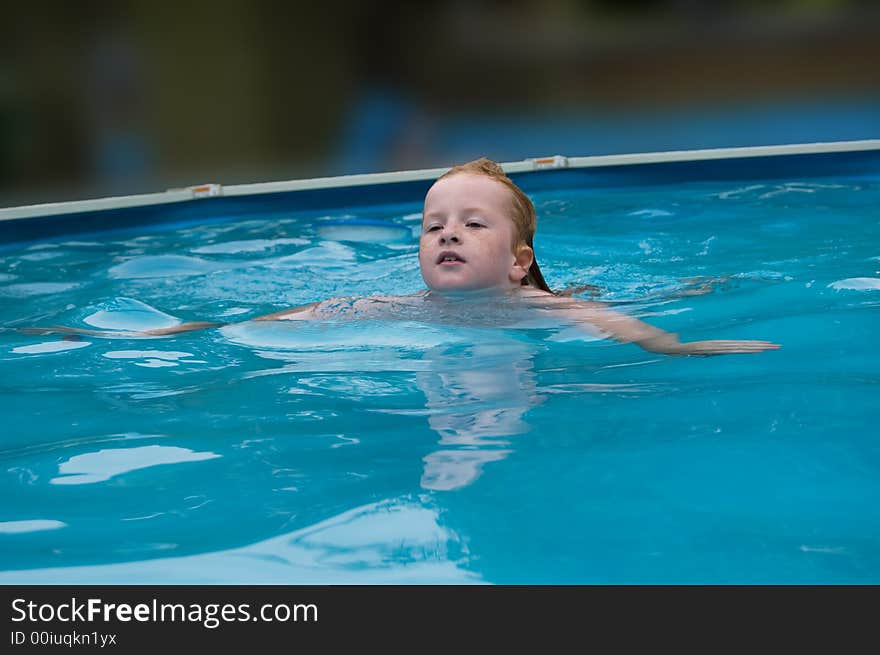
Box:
[419,173,533,293]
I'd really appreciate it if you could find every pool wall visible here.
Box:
[1,140,878,246]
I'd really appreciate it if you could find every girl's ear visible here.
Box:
[509,245,534,283]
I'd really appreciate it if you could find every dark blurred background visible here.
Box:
[2,0,879,207]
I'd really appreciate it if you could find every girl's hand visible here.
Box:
[671,340,781,356]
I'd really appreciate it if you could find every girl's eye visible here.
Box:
[467,222,484,228]
[426,225,442,232]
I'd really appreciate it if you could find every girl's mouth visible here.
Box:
[436,251,466,265]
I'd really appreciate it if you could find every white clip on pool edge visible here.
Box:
[188,183,223,199]
[528,155,569,170]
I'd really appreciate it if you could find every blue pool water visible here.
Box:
[1,171,879,583]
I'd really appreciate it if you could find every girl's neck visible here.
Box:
[424,285,525,302]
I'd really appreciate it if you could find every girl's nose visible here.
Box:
[440,230,460,244]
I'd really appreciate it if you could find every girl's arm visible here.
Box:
[17,302,323,339]
[18,321,226,338]
[147,301,323,332]
[556,301,779,356]
[250,301,321,322]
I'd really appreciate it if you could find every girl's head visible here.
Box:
[419,157,552,294]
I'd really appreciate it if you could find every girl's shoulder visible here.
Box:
[517,287,604,309]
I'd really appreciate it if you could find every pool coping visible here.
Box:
[2,139,879,222]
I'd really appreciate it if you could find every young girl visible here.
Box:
[28,158,780,356]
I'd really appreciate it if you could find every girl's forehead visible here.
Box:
[424,174,512,212]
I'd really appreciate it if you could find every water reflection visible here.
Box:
[225,319,546,493]
[416,339,544,491]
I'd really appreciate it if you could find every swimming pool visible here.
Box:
[1,143,879,583]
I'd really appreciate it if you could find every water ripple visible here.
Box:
[0,520,67,534]
[50,445,221,485]
[108,255,221,279]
